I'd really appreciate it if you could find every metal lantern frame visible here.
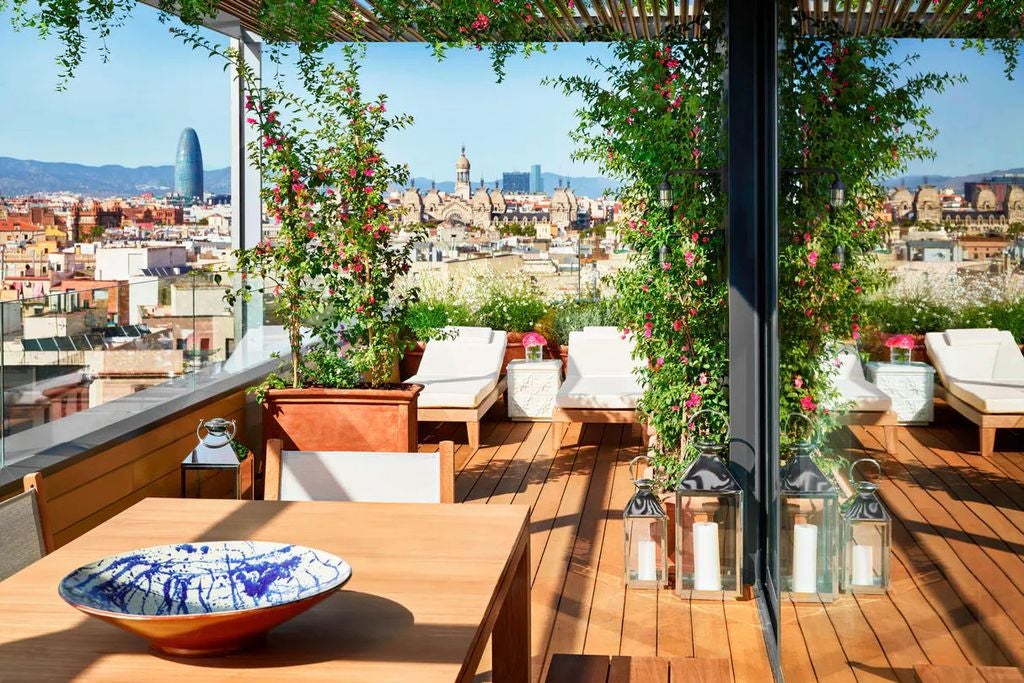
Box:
[675,409,743,599]
[841,458,892,594]
[623,455,670,589]
[779,414,840,602]
[180,417,253,499]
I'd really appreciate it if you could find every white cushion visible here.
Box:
[834,344,865,380]
[415,329,506,380]
[582,326,620,339]
[280,450,443,503]
[409,375,499,408]
[835,377,893,412]
[447,326,492,342]
[555,374,643,410]
[944,328,1004,346]
[927,329,1024,388]
[566,329,640,378]
[947,379,1024,414]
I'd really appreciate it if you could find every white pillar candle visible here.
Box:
[637,539,658,582]
[692,521,722,591]
[792,523,819,593]
[852,544,874,586]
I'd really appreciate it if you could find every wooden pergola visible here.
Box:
[205,0,1015,43]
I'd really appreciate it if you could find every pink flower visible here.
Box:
[832,262,841,270]
[800,395,817,412]
[884,334,916,350]
[684,251,696,267]
[245,117,256,125]
[672,320,682,332]
[808,250,819,267]
[662,262,671,271]
[364,169,374,177]
[521,332,547,348]
[699,372,708,386]
[349,168,357,178]
[643,322,653,338]
[685,393,703,409]
[794,376,803,388]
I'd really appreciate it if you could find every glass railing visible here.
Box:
[0,271,286,477]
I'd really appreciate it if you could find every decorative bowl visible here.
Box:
[58,541,351,656]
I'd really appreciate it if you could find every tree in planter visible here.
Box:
[551,30,730,480]
[193,37,423,395]
[776,25,964,444]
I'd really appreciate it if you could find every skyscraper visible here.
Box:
[503,171,530,194]
[530,164,543,194]
[174,128,204,203]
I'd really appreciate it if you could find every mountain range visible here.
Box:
[0,157,620,200]
[881,168,1024,193]
[0,157,231,197]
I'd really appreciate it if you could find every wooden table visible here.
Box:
[0,498,531,682]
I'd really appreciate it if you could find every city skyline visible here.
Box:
[0,6,1022,180]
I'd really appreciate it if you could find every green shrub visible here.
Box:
[405,299,473,341]
[863,297,958,335]
[547,298,623,346]
[474,271,549,333]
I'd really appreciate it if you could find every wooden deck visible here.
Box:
[421,402,1024,682]
[419,418,772,682]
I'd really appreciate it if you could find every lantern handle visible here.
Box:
[784,412,818,443]
[197,418,236,446]
[849,457,882,486]
[685,408,731,441]
[629,455,654,485]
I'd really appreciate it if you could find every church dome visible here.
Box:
[456,146,470,171]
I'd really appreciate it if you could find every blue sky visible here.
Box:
[0,6,1021,180]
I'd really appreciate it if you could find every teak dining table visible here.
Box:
[0,497,532,682]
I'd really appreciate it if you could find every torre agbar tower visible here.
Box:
[174,128,204,203]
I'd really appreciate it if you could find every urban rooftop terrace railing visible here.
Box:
[0,273,286,486]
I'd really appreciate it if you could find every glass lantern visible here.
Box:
[180,417,254,499]
[675,409,742,598]
[841,458,892,594]
[624,455,669,589]
[779,414,839,602]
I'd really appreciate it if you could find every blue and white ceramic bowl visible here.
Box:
[59,541,351,656]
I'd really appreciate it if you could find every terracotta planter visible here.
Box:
[876,332,928,363]
[502,331,529,374]
[399,341,427,380]
[263,385,421,453]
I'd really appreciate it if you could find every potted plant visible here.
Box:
[399,282,472,379]
[472,269,550,372]
[217,43,426,452]
[883,334,916,364]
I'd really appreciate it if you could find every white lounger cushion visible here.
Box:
[556,329,644,410]
[407,326,506,408]
[926,328,1024,414]
[831,344,893,412]
[279,450,444,503]
[556,375,643,409]
[413,376,499,408]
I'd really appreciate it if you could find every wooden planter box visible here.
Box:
[263,385,421,453]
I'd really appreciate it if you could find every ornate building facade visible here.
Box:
[399,147,580,231]
[891,182,1024,231]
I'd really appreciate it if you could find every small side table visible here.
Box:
[507,359,563,421]
[865,361,935,425]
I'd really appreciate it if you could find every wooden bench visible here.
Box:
[545,655,731,683]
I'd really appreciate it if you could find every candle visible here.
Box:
[637,539,658,582]
[692,521,722,591]
[852,544,874,586]
[792,523,818,593]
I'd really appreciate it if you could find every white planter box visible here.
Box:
[865,361,935,425]
[506,359,562,421]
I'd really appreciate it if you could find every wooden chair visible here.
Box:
[833,344,899,454]
[406,326,508,450]
[550,327,646,455]
[926,328,1024,457]
[0,473,54,581]
[264,438,455,503]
